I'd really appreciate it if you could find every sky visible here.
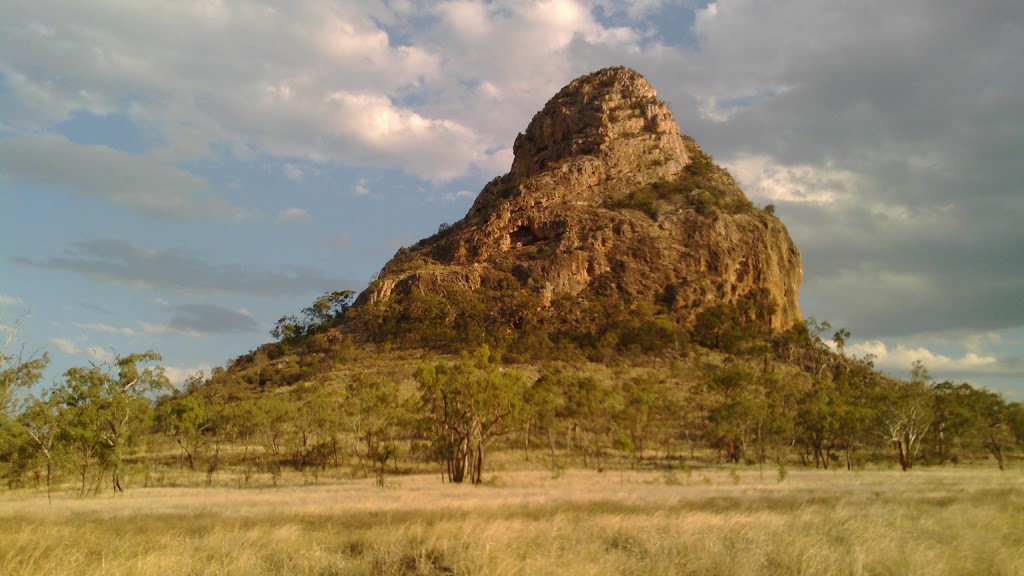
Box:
[2,0,1022,399]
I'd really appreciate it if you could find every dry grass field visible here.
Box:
[1,467,1021,576]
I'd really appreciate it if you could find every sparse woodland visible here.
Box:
[3,299,1022,495]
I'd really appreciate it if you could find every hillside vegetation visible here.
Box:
[3,303,1022,494]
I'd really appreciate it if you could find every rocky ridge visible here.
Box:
[354,67,802,349]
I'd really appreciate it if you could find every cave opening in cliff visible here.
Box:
[509,225,541,247]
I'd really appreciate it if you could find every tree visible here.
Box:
[832,328,851,356]
[344,376,403,484]
[271,290,356,341]
[157,389,221,471]
[877,362,934,471]
[270,315,304,341]
[1,314,50,417]
[54,351,171,495]
[1008,402,1024,449]
[560,374,615,469]
[54,370,107,496]
[967,387,1011,470]
[796,378,843,469]
[931,381,977,464]
[416,346,527,484]
[301,290,355,334]
[247,395,296,484]
[16,393,61,502]
[1,317,51,490]
[700,364,762,464]
[617,374,664,465]
[523,371,567,460]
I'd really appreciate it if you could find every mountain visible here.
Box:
[349,66,802,354]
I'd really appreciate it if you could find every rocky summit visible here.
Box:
[353,66,802,350]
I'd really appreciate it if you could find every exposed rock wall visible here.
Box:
[357,66,802,339]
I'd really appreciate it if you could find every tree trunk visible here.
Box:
[523,422,530,462]
[987,437,1005,471]
[44,460,52,504]
[470,442,484,485]
[895,439,910,471]
[354,441,368,479]
[80,466,88,497]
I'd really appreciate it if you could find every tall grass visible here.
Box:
[1,468,1021,575]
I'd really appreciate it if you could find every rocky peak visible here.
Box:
[351,67,803,353]
[509,66,688,182]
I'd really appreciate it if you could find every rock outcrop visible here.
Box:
[354,67,802,349]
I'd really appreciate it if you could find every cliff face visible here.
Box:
[356,67,802,345]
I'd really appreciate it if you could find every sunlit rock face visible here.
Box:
[357,66,802,340]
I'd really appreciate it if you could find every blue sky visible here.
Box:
[2,0,1022,398]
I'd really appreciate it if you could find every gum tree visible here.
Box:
[416,346,527,484]
[55,351,171,494]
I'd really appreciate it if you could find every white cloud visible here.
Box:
[0,294,25,309]
[847,340,1000,377]
[88,346,115,364]
[694,1,718,34]
[441,190,475,202]
[139,321,203,339]
[283,163,304,182]
[331,233,352,250]
[73,322,137,336]
[163,363,214,388]
[317,90,483,182]
[965,332,1003,354]
[725,154,850,205]
[275,207,313,226]
[0,2,469,180]
[438,1,493,42]
[353,178,370,197]
[49,336,114,363]
[49,337,81,356]
[0,0,648,185]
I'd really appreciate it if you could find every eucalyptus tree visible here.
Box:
[271,290,356,341]
[344,376,404,484]
[416,346,527,484]
[522,370,565,460]
[877,361,934,471]
[156,383,224,471]
[560,373,615,469]
[16,393,61,501]
[1,315,49,418]
[616,373,665,465]
[54,351,171,494]
[0,319,50,488]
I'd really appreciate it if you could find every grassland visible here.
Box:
[1,466,1021,576]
